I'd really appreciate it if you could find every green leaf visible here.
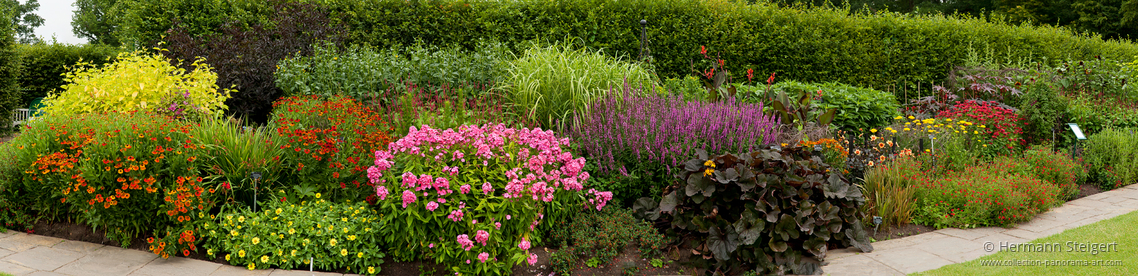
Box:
[659,192,679,213]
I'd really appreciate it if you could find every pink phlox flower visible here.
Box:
[477,252,489,263]
[447,209,464,222]
[401,172,417,188]
[426,201,439,211]
[475,230,489,246]
[527,253,538,265]
[459,184,471,194]
[456,234,474,251]
[518,238,531,250]
[401,190,417,208]
[375,185,389,200]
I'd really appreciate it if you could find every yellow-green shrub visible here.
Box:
[42,51,230,117]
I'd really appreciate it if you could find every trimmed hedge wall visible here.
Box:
[16,43,121,107]
[0,7,21,130]
[322,0,1138,101]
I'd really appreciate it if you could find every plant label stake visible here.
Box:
[1069,123,1087,160]
[310,257,314,271]
[251,172,262,212]
[872,216,882,237]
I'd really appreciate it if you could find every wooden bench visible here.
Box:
[11,108,33,128]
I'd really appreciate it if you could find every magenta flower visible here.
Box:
[456,234,474,251]
[459,184,471,194]
[375,186,389,200]
[426,201,439,211]
[518,238,531,250]
[367,166,383,183]
[401,172,417,188]
[475,230,489,246]
[428,243,435,248]
[494,222,501,230]
[481,182,493,195]
[401,190,417,208]
[448,209,464,222]
[477,252,489,263]
[527,253,538,265]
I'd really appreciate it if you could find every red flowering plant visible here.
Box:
[367,124,610,275]
[269,95,393,202]
[937,100,1024,157]
[4,112,218,258]
[912,157,1062,229]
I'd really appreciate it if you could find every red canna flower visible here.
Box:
[746,68,754,82]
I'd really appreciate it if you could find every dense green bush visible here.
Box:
[15,42,121,106]
[161,0,342,124]
[0,8,20,131]
[548,208,664,276]
[506,43,656,129]
[1018,81,1071,145]
[635,147,872,275]
[1021,146,1085,200]
[317,0,1138,98]
[117,0,273,49]
[202,197,385,274]
[1084,128,1138,190]
[275,41,511,101]
[752,80,901,132]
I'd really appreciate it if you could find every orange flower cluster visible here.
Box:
[796,138,849,158]
[164,176,209,223]
[270,96,392,197]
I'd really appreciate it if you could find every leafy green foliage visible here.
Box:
[275,41,511,101]
[1084,128,1138,190]
[41,51,230,118]
[202,198,385,274]
[1021,146,1085,200]
[190,116,287,207]
[71,0,126,46]
[15,42,120,107]
[116,0,272,49]
[0,5,20,132]
[505,43,656,130]
[547,208,665,274]
[755,80,900,132]
[636,147,871,274]
[321,0,1138,94]
[161,0,342,124]
[1019,80,1071,145]
[3,0,44,44]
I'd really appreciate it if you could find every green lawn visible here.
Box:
[914,210,1138,275]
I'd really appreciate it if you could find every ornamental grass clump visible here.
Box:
[571,82,780,204]
[368,124,610,275]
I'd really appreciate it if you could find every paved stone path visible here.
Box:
[822,184,1138,275]
[0,231,359,276]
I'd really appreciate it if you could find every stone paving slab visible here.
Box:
[822,183,1138,275]
[3,247,85,271]
[55,246,156,276]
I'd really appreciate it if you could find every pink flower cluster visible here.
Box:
[587,189,615,211]
[456,234,474,251]
[369,124,609,211]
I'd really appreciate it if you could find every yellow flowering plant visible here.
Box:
[201,197,384,275]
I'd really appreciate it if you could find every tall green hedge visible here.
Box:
[0,5,21,131]
[16,43,121,107]
[322,0,1138,101]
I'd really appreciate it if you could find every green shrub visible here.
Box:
[41,51,230,118]
[912,158,1062,229]
[505,43,656,130]
[1084,128,1138,190]
[0,9,19,132]
[15,42,121,106]
[547,208,665,275]
[202,198,385,274]
[275,41,511,101]
[378,84,528,138]
[1018,80,1070,145]
[755,80,901,132]
[318,0,1138,98]
[635,147,872,274]
[117,0,273,49]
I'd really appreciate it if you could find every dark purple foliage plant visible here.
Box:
[571,81,781,205]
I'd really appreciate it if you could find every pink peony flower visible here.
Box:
[475,230,489,246]
[426,201,439,211]
[375,185,389,200]
[477,252,489,263]
[401,190,417,208]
